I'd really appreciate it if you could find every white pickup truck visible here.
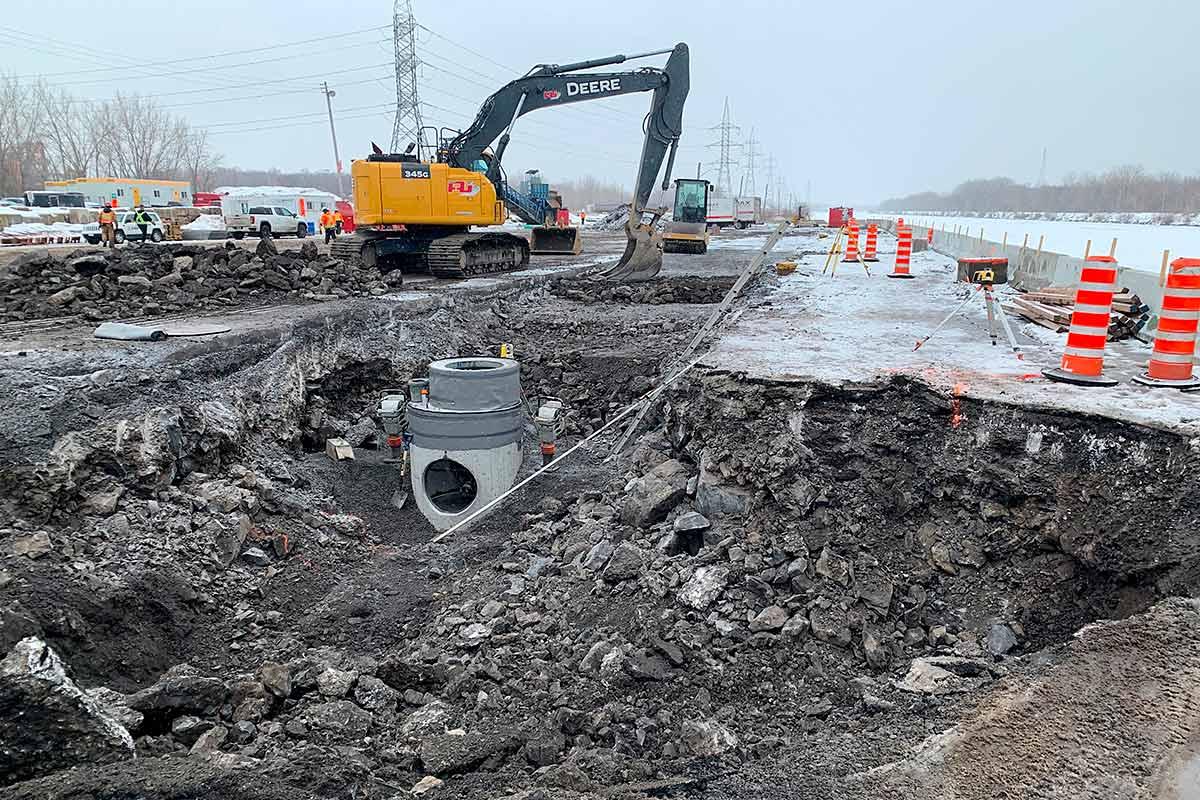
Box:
[225,205,310,239]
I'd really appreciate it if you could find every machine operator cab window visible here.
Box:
[672,179,709,224]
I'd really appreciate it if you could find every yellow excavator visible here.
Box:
[331,43,689,282]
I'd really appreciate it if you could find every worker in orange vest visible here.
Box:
[98,205,118,249]
[579,211,586,227]
[333,208,344,235]
[320,208,336,244]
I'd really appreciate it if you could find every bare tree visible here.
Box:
[36,86,106,180]
[179,130,222,191]
[0,75,48,196]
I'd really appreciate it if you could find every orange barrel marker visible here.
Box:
[1042,255,1120,386]
[1134,257,1200,388]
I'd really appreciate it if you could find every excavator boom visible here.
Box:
[445,43,690,281]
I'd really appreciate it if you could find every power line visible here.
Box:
[40,37,391,87]
[160,75,393,110]
[201,102,393,129]
[206,108,394,137]
[5,24,390,79]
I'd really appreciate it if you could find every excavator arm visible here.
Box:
[444,43,690,280]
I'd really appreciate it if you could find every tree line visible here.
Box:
[881,167,1200,214]
[1,70,631,209]
[0,75,222,198]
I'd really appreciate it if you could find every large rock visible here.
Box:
[678,566,730,610]
[620,459,690,527]
[809,605,852,648]
[317,667,356,697]
[418,729,521,775]
[127,664,227,717]
[298,240,320,261]
[0,638,134,785]
[694,469,752,518]
[255,236,278,257]
[602,541,645,583]
[680,719,738,756]
[749,605,788,633]
[257,662,292,698]
[354,675,400,723]
[305,700,372,736]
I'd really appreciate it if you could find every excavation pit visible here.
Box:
[2,230,1199,799]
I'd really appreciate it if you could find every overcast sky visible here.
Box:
[2,0,1195,206]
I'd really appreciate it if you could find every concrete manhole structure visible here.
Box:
[406,357,525,531]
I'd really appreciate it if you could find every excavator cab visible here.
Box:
[662,178,710,254]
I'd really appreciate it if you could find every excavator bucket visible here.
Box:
[599,221,663,282]
[529,226,582,256]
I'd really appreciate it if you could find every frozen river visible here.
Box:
[875,214,1200,274]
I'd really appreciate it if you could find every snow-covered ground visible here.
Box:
[876,213,1200,274]
[182,214,226,231]
[2,221,86,237]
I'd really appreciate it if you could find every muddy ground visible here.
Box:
[2,227,1199,799]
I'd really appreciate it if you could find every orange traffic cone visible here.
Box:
[887,224,914,279]
[1043,255,1120,386]
[1133,257,1200,388]
[863,223,879,262]
[842,220,861,262]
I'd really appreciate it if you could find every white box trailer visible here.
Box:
[706,195,762,229]
[43,177,193,207]
[706,196,736,228]
[215,186,339,236]
[736,196,763,226]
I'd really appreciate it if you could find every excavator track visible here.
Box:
[328,233,374,268]
[426,232,530,279]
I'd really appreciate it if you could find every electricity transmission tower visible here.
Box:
[707,97,740,197]
[390,0,424,154]
[742,127,760,195]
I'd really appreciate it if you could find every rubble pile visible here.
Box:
[549,275,734,306]
[0,240,401,322]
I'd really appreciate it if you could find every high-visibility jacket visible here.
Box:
[320,212,334,229]
[98,210,116,225]
[333,211,343,223]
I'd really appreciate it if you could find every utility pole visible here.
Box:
[1037,146,1047,187]
[321,82,345,198]
[743,127,759,196]
[391,0,424,154]
[706,97,740,197]
[763,154,775,211]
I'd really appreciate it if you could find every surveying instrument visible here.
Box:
[914,257,1022,357]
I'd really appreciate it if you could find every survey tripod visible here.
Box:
[913,267,1023,357]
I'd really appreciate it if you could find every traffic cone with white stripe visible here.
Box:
[863,223,879,262]
[887,224,914,279]
[1042,255,1120,386]
[1133,257,1200,388]
[842,220,861,262]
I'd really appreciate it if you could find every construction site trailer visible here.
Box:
[43,177,193,207]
